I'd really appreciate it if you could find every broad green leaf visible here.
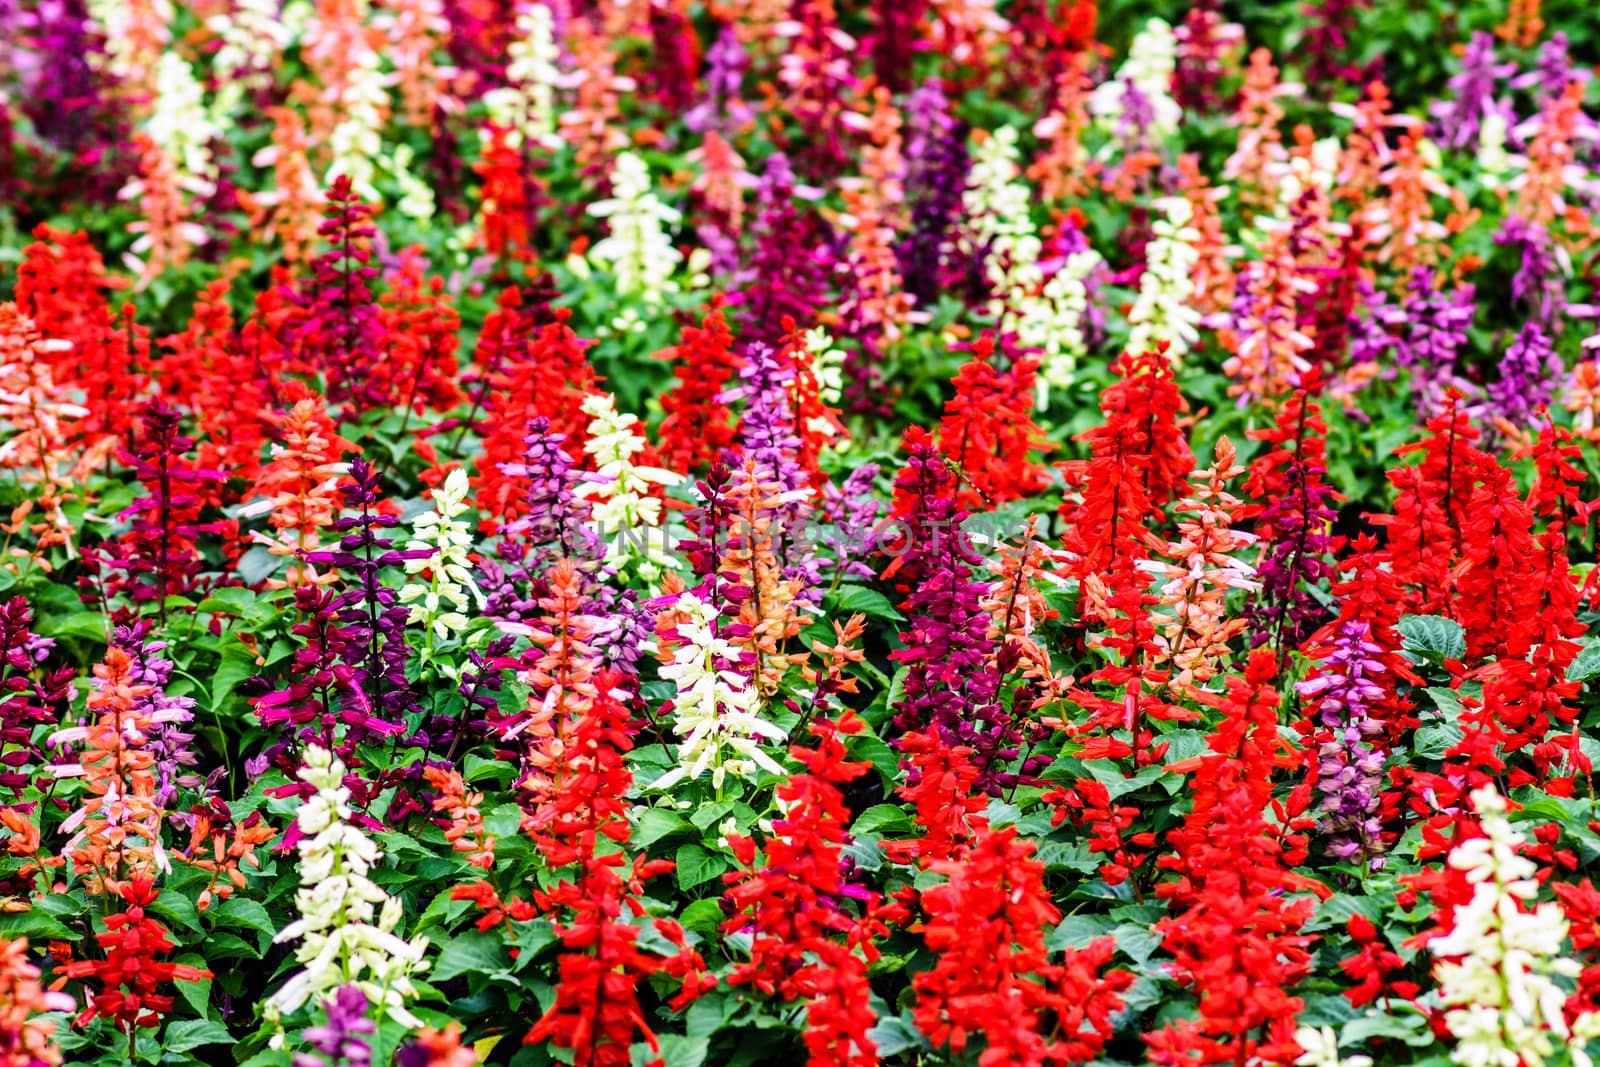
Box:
[1425,687,1466,720]
[1570,641,1600,682]
[1306,893,1385,933]
[865,1016,925,1058]
[0,910,78,941]
[847,730,899,786]
[1341,1008,1434,1047]
[675,843,727,891]
[1397,614,1466,663]
[634,1034,706,1067]
[688,800,735,832]
[213,898,278,954]
[162,1019,234,1054]
[464,755,515,784]
[827,584,904,622]
[174,953,213,1018]
[634,808,693,849]
[1082,760,1166,799]
[37,611,108,643]
[1047,914,1116,951]
[433,928,512,982]
[685,994,735,1040]
[1112,923,1162,965]
[851,804,912,836]
[680,898,724,938]
[196,587,262,616]
[210,636,260,714]
[150,891,203,935]
[1415,722,1464,760]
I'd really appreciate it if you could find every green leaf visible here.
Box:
[33,893,86,919]
[634,808,693,849]
[685,994,735,1040]
[1112,923,1162,966]
[679,898,725,938]
[1082,760,1166,799]
[210,636,259,714]
[1415,722,1464,760]
[1301,993,1361,1028]
[416,888,472,934]
[150,891,203,935]
[1117,974,1162,1019]
[847,730,900,786]
[1307,893,1386,933]
[675,843,727,891]
[237,1053,294,1067]
[827,585,904,622]
[865,1016,925,1058]
[0,910,78,941]
[1425,687,1466,720]
[198,931,261,960]
[634,1035,706,1067]
[1155,729,1207,766]
[433,929,511,983]
[688,800,736,832]
[1046,914,1116,951]
[162,1019,234,1054]
[1341,1008,1434,1046]
[37,611,108,643]
[375,831,433,861]
[508,919,557,971]
[483,803,526,840]
[174,953,213,1018]
[851,804,912,836]
[842,836,883,873]
[1397,615,1466,663]
[196,587,262,616]
[882,668,907,718]
[463,755,515,784]
[236,546,281,587]
[213,898,278,955]
[640,679,676,703]
[1570,641,1600,682]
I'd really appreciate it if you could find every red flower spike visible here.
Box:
[58,877,212,1032]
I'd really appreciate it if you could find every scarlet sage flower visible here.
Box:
[522,678,710,1066]
[13,227,148,451]
[938,333,1052,508]
[723,714,900,1067]
[473,123,536,261]
[158,279,270,483]
[241,396,354,590]
[1061,346,1193,579]
[912,823,1132,1065]
[1149,651,1324,1065]
[476,310,598,526]
[1371,391,1491,617]
[59,876,212,1034]
[655,299,741,473]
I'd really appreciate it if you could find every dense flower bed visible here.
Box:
[4,2,1600,1065]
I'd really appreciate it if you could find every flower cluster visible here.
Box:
[266,746,428,1033]
[3,5,1600,1067]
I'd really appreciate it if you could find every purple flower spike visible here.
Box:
[1297,620,1388,871]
